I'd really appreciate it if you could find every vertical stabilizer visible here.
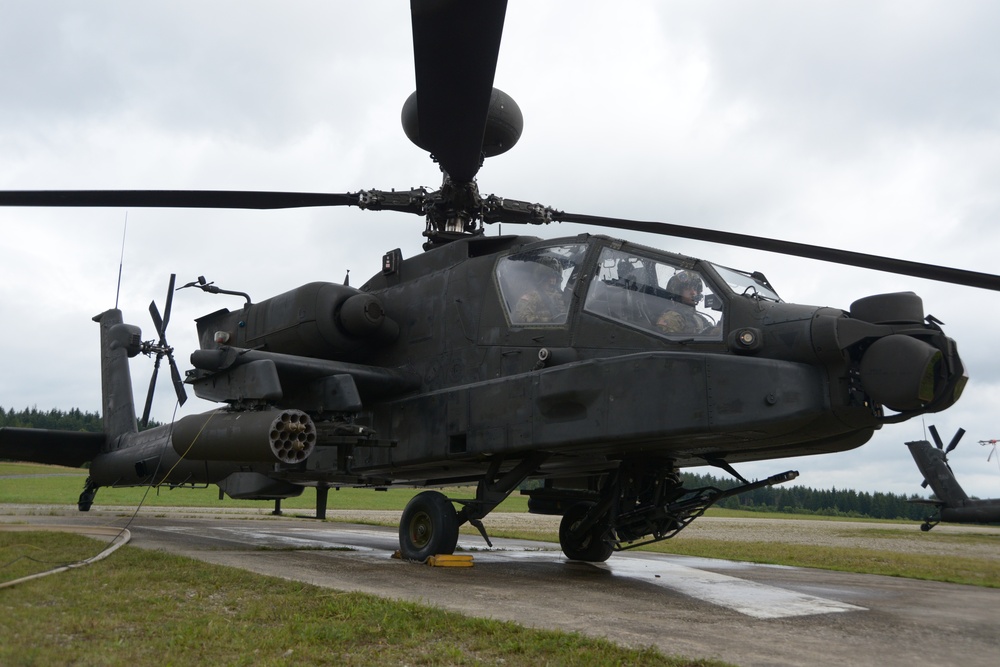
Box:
[93,309,141,439]
[905,440,969,507]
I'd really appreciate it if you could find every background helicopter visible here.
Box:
[906,426,1000,531]
[5,0,1000,544]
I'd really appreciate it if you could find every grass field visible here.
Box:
[0,462,527,511]
[0,531,726,667]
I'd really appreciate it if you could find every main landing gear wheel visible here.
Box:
[399,490,460,561]
[559,501,614,562]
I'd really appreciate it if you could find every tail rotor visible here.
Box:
[929,424,966,455]
[922,425,965,488]
[140,274,188,426]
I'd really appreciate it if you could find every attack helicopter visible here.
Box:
[1,0,997,563]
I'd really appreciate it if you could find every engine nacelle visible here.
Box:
[195,282,398,360]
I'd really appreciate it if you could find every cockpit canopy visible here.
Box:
[494,239,777,342]
[496,243,584,326]
[583,246,723,340]
[710,263,782,303]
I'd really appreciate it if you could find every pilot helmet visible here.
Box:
[667,270,703,302]
[533,256,563,284]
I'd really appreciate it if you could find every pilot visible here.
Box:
[656,270,712,334]
[617,260,638,289]
[514,259,567,324]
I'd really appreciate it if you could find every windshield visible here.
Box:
[496,243,588,326]
[710,264,782,302]
[583,247,723,340]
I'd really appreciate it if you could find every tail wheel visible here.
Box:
[78,478,98,512]
[399,490,460,561]
[559,501,614,562]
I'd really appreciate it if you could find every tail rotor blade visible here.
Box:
[928,425,944,450]
[161,274,176,336]
[149,301,164,340]
[169,356,188,407]
[944,428,966,454]
[141,357,161,428]
[144,274,186,422]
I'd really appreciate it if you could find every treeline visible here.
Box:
[1,406,103,432]
[681,471,931,521]
[0,406,162,432]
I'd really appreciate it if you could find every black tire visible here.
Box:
[399,490,460,561]
[78,479,97,512]
[559,502,614,562]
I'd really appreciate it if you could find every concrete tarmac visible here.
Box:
[3,506,998,667]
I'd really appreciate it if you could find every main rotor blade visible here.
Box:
[410,0,507,183]
[0,190,357,209]
[555,212,1000,292]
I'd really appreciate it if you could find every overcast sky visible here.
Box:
[2,1,1000,499]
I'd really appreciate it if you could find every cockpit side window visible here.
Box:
[496,244,587,326]
[584,247,724,339]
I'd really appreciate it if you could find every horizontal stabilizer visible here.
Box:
[0,427,104,467]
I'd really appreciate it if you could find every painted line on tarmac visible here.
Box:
[587,557,866,618]
[464,544,865,619]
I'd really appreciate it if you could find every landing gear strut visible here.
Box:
[531,460,798,562]
[396,454,548,561]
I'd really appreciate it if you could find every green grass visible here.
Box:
[0,532,726,667]
[833,527,1000,545]
[0,462,82,476]
[0,530,105,581]
[642,538,1000,588]
[699,507,910,523]
[0,463,529,512]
